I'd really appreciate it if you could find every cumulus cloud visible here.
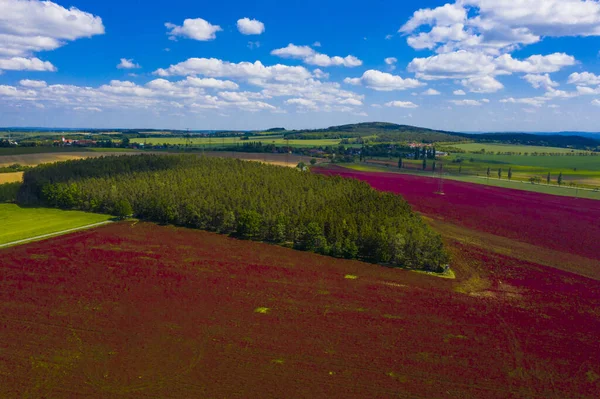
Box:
[19,79,47,88]
[155,58,312,83]
[461,75,504,93]
[568,72,600,86]
[500,97,547,107]
[407,50,575,93]
[344,70,423,91]
[0,0,104,72]
[286,98,319,110]
[422,88,441,95]
[401,0,600,55]
[117,58,141,69]
[0,84,36,98]
[385,101,419,108]
[450,99,482,106]
[523,74,558,90]
[183,76,239,90]
[453,89,466,95]
[592,99,600,106]
[0,57,55,72]
[237,18,265,35]
[165,18,222,41]
[271,44,362,67]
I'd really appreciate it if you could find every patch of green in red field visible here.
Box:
[1,222,599,398]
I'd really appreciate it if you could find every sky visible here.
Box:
[1,0,600,132]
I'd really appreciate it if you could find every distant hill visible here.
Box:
[452,132,600,149]
[283,122,464,143]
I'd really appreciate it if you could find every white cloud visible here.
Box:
[344,70,423,91]
[422,88,441,95]
[576,86,600,95]
[450,99,482,106]
[592,99,600,106]
[453,89,466,95]
[155,58,312,82]
[401,1,600,55]
[271,44,362,67]
[0,84,36,98]
[407,50,574,93]
[237,18,265,35]
[523,74,558,90]
[0,56,55,72]
[385,57,398,65]
[568,72,600,86]
[19,79,46,88]
[247,41,260,50]
[286,98,319,110]
[74,106,101,112]
[0,0,104,72]
[183,76,239,90]
[385,101,419,108]
[117,58,141,69]
[165,18,222,41]
[313,69,329,79]
[500,97,547,107]
[481,98,490,103]
[409,51,575,80]
[312,41,321,47]
[461,75,504,93]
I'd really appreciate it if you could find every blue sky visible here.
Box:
[1,0,600,131]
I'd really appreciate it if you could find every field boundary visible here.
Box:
[0,220,113,249]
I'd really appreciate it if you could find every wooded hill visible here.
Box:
[281,122,600,149]
[18,155,449,271]
[283,122,463,143]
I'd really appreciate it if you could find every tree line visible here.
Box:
[18,154,449,271]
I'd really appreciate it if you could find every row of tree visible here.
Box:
[19,155,449,271]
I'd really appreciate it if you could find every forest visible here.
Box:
[17,155,449,271]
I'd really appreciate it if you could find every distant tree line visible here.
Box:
[18,155,449,271]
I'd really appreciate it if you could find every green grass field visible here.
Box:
[451,143,592,154]
[449,152,600,171]
[131,136,345,148]
[346,163,600,200]
[0,204,113,245]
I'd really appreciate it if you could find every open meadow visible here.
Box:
[0,204,112,246]
[1,220,599,398]
[450,142,594,154]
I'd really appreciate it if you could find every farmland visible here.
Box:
[0,204,112,246]
[0,151,140,168]
[315,166,600,264]
[1,219,599,398]
[131,136,345,148]
[345,162,600,200]
[450,142,593,154]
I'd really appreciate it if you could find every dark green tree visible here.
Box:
[113,199,133,219]
[508,168,512,180]
[398,157,403,169]
[498,168,502,179]
[310,158,317,166]
[422,158,427,170]
[547,172,551,185]
[432,161,436,172]
[558,172,563,186]
[486,167,491,178]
